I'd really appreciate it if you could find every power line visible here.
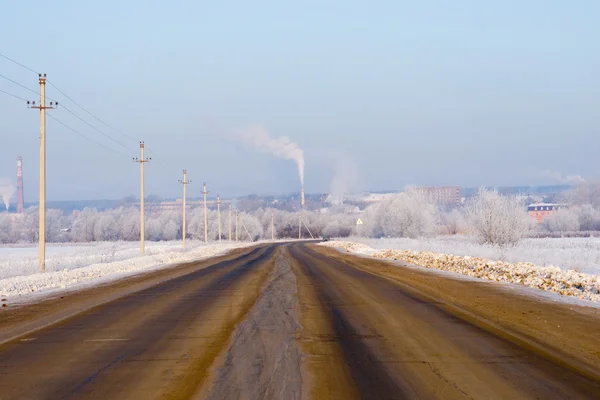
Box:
[0,79,128,157]
[47,80,139,143]
[47,114,129,157]
[0,88,28,102]
[0,53,137,144]
[0,72,39,96]
[0,52,38,74]
[58,103,135,152]
[0,72,58,102]
[0,53,159,159]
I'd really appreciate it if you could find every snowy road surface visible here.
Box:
[1,242,599,399]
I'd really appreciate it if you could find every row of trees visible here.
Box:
[0,205,356,244]
[360,181,600,245]
[540,182,600,233]
[2,182,600,247]
[360,188,532,246]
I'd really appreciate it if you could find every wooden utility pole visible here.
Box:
[203,182,209,243]
[27,74,56,273]
[178,170,191,248]
[134,142,151,255]
[217,194,222,242]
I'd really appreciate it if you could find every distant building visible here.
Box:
[414,186,461,207]
[527,203,567,223]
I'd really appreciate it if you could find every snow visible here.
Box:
[321,238,600,303]
[352,236,600,275]
[0,240,256,300]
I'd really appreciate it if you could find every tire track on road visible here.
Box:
[0,245,276,400]
[290,244,600,399]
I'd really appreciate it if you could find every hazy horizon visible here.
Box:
[1,1,599,202]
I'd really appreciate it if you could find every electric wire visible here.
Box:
[0,72,59,102]
[47,114,129,157]
[0,53,39,74]
[0,88,28,102]
[58,103,136,152]
[1,52,158,159]
[1,85,129,157]
[0,72,40,96]
[46,80,139,143]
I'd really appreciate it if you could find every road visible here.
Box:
[1,243,599,399]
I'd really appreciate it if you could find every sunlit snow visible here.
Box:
[0,240,255,300]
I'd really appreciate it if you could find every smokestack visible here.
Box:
[301,186,305,208]
[16,156,24,214]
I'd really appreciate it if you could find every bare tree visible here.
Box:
[465,188,532,246]
[542,208,580,233]
[363,189,438,238]
[441,209,467,235]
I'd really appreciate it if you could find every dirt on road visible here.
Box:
[291,244,600,399]
[198,247,303,400]
[1,242,599,400]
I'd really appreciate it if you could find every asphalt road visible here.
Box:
[1,243,599,400]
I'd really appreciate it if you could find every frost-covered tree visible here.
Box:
[542,208,580,233]
[46,209,70,242]
[441,209,467,235]
[162,220,179,241]
[571,204,600,231]
[71,208,98,242]
[560,181,600,208]
[465,188,532,246]
[118,208,140,241]
[237,212,263,241]
[0,215,12,243]
[322,217,354,237]
[363,189,438,238]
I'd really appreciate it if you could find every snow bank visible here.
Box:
[0,241,255,300]
[353,236,600,275]
[321,240,600,303]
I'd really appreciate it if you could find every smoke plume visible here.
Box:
[328,155,361,205]
[540,171,586,185]
[238,125,305,185]
[0,178,15,211]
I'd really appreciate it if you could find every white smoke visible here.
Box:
[0,178,15,211]
[238,125,305,186]
[540,171,586,184]
[328,156,361,205]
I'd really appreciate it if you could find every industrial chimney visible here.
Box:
[16,156,24,214]
[301,186,305,208]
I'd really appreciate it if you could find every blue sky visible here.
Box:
[1,1,599,201]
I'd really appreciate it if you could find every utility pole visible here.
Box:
[271,212,275,240]
[203,182,209,243]
[228,205,232,241]
[134,142,151,255]
[178,169,191,248]
[235,210,239,241]
[240,216,254,242]
[217,194,222,242]
[27,74,57,273]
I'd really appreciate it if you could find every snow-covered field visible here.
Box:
[351,236,600,275]
[0,240,255,300]
[321,237,600,303]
